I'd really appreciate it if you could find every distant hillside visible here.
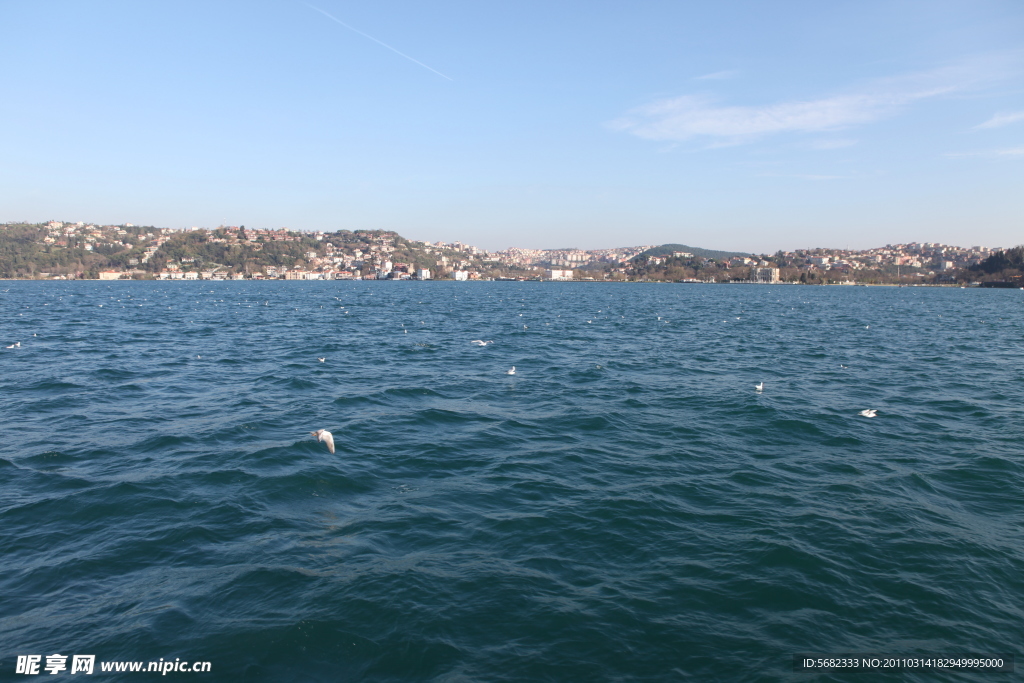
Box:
[639,244,751,261]
[970,245,1024,274]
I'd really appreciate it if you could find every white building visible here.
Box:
[417,269,432,280]
[451,270,469,281]
[546,269,574,280]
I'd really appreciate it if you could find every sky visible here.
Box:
[1,0,1021,253]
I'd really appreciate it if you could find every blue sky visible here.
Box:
[1,0,1021,252]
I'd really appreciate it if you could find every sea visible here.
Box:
[1,281,1022,682]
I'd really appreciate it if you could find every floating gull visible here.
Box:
[311,429,335,453]
[506,366,516,375]
[755,382,763,392]
[859,409,877,418]
[470,340,493,346]
[318,357,326,362]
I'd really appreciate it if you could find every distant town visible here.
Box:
[0,221,1021,286]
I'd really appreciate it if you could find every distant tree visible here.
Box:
[971,246,1024,275]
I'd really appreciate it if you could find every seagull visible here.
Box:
[755,382,763,392]
[859,409,877,418]
[470,340,493,346]
[506,366,516,375]
[5,344,15,349]
[318,357,326,362]
[311,429,335,453]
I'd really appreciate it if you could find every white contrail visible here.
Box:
[303,3,453,81]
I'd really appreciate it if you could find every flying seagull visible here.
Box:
[470,340,493,346]
[859,409,877,418]
[311,429,335,453]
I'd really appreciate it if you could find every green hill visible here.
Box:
[970,245,1024,274]
[639,244,751,261]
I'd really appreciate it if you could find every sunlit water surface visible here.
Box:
[2,281,1023,681]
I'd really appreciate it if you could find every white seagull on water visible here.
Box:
[318,357,326,362]
[506,366,516,375]
[311,429,335,453]
[470,340,493,346]
[755,382,763,392]
[859,409,877,418]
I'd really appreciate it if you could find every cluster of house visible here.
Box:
[780,243,999,275]
[39,221,159,256]
[29,221,1001,282]
[491,246,651,268]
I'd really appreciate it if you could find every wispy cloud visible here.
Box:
[809,138,857,150]
[945,146,1024,158]
[303,3,453,81]
[694,70,738,81]
[611,58,1012,145]
[757,172,850,181]
[974,110,1024,129]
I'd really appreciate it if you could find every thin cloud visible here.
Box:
[945,147,1024,158]
[303,3,453,81]
[694,70,738,81]
[611,59,1009,145]
[974,110,1024,129]
[809,138,857,150]
[757,172,850,180]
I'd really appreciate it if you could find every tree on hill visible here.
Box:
[640,243,750,261]
[971,246,1024,275]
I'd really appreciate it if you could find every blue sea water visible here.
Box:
[1,281,1023,682]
